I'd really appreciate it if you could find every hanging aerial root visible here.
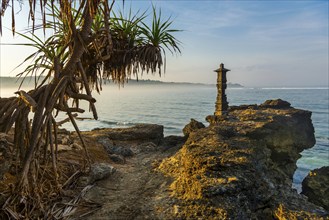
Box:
[64,102,91,167]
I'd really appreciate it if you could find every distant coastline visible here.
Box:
[1,76,328,89]
[0,76,244,88]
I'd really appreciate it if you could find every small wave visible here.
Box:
[315,136,329,141]
[165,126,180,130]
[227,87,245,90]
[312,111,329,115]
[314,143,329,149]
[100,120,135,127]
[259,87,329,90]
[99,120,118,125]
[116,121,135,126]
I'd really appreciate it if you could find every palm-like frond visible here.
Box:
[103,6,181,83]
[13,31,56,88]
[136,5,181,75]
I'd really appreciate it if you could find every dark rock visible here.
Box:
[160,135,187,151]
[182,119,205,136]
[99,138,134,157]
[135,142,157,153]
[260,99,291,109]
[215,126,236,138]
[108,154,126,164]
[205,115,227,124]
[106,124,164,144]
[302,166,329,210]
[229,104,258,111]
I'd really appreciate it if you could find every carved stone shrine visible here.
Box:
[214,63,230,116]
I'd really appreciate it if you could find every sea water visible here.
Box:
[1,83,328,192]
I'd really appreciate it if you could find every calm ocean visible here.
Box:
[1,83,328,191]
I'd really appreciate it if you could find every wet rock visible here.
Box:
[182,119,205,136]
[302,166,329,210]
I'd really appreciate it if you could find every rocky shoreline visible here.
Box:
[159,99,327,219]
[0,99,328,219]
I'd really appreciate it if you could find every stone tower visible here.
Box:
[214,63,230,116]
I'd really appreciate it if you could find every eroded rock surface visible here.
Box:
[159,100,326,219]
[182,118,205,136]
[302,166,329,211]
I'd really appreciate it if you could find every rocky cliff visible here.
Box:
[159,99,327,219]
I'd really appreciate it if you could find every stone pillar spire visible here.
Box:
[214,63,230,116]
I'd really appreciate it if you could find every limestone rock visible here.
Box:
[246,109,315,178]
[78,163,115,186]
[229,104,258,111]
[260,99,291,109]
[182,119,205,136]
[302,166,329,210]
[159,101,325,219]
[90,163,116,182]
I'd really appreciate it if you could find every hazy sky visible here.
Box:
[0,0,328,87]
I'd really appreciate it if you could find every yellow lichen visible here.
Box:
[274,204,328,220]
[173,204,227,220]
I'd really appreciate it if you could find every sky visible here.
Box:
[0,0,328,87]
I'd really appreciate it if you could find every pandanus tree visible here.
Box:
[0,0,180,218]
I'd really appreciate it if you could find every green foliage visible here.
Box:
[15,3,182,88]
[140,5,181,54]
